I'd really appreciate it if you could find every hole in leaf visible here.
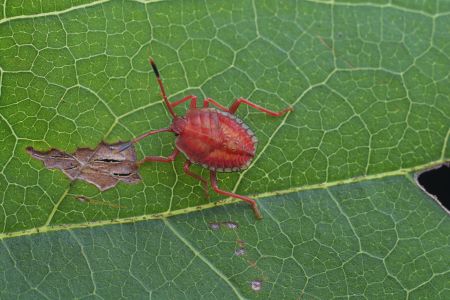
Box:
[95,158,122,163]
[416,163,450,211]
[113,172,132,177]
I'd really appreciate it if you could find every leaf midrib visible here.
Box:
[0,158,446,241]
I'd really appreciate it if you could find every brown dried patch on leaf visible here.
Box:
[27,142,141,190]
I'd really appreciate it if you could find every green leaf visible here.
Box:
[1,176,449,299]
[0,0,449,298]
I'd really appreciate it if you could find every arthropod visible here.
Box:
[122,59,292,219]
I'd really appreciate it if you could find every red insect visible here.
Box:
[122,59,292,219]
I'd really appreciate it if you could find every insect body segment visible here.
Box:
[128,59,293,219]
[175,108,256,172]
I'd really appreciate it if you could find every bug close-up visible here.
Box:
[120,59,293,219]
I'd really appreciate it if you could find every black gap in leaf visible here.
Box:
[113,172,132,177]
[95,158,122,163]
[417,164,450,211]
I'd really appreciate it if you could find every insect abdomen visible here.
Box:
[175,108,257,172]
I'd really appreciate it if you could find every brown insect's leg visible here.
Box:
[171,95,198,109]
[203,98,229,111]
[210,171,263,220]
[118,128,173,152]
[139,148,180,165]
[183,160,209,199]
[229,98,293,116]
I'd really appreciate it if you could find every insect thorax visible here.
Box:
[171,117,187,134]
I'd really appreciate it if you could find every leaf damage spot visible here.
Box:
[208,221,239,230]
[224,221,239,229]
[235,247,246,256]
[209,222,221,230]
[251,279,262,292]
[235,239,246,256]
[75,195,90,203]
[416,163,450,213]
[27,142,141,191]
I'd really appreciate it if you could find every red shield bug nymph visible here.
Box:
[120,59,293,219]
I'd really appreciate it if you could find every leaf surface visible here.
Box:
[1,176,449,299]
[0,0,449,298]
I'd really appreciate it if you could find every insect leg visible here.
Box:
[183,160,209,198]
[203,98,229,111]
[171,95,198,109]
[229,98,293,116]
[138,148,180,165]
[210,171,263,220]
[117,128,173,152]
[149,59,177,118]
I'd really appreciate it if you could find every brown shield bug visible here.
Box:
[121,59,292,219]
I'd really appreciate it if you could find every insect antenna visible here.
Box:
[149,59,177,118]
